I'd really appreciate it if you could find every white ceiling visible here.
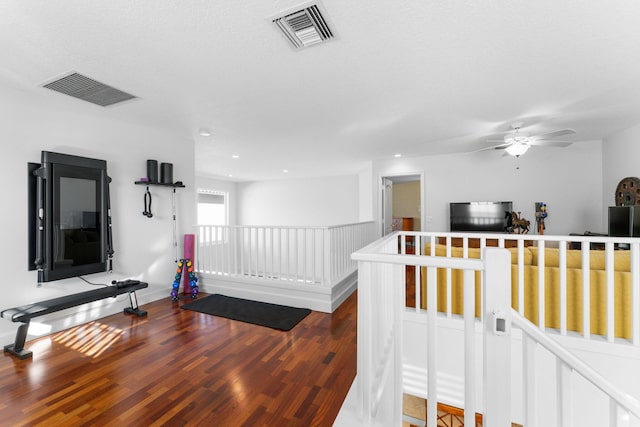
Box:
[2,1,640,181]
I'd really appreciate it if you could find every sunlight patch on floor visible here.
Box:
[52,321,124,358]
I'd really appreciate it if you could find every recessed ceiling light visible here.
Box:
[394,153,402,158]
[199,129,211,137]
[228,174,233,177]
[283,169,289,173]
[232,155,239,159]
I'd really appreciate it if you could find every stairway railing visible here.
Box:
[352,233,507,426]
[513,311,640,427]
[405,231,640,346]
[341,231,640,426]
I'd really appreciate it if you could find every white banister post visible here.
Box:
[393,262,405,426]
[463,269,476,427]
[537,240,546,330]
[356,260,372,422]
[559,243,568,335]
[426,265,438,427]
[483,247,512,427]
[557,359,573,427]
[610,398,631,427]
[582,245,591,340]
[323,228,332,286]
[523,335,537,427]
[606,242,615,342]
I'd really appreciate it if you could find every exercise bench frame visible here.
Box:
[2,281,148,359]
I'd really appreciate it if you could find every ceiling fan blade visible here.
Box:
[469,142,509,153]
[529,140,572,148]
[537,128,576,139]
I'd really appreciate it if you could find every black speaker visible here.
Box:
[160,162,173,184]
[146,160,158,183]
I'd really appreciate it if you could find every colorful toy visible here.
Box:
[535,202,548,235]
[170,234,199,301]
[171,258,199,301]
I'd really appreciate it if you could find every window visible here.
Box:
[197,190,227,225]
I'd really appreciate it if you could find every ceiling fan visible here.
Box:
[485,123,576,157]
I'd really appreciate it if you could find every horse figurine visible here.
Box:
[504,211,530,234]
[510,211,530,234]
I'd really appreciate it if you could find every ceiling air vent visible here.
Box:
[41,72,137,107]
[273,4,334,49]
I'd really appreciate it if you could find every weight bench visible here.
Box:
[2,280,148,359]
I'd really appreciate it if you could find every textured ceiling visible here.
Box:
[1,1,640,181]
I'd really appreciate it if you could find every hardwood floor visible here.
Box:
[0,292,357,426]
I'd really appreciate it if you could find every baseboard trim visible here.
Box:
[198,270,357,313]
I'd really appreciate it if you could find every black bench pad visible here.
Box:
[1,281,148,322]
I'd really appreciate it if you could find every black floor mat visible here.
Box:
[181,294,311,331]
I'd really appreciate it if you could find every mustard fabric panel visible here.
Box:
[521,267,631,339]
[529,247,631,271]
[421,265,526,318]
[420,243,633,339]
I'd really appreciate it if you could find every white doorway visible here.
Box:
[382,177,394,235]
[380,174,423,236]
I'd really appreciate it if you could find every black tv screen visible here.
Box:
[28,151,113,283]
[450,201,513,232]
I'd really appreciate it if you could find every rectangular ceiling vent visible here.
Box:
[273,4,334,49]
[41,72,137,107]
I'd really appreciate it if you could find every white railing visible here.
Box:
[513,311,640,427]
[351,232,511,426]
[340,231,640,427]
[404,231,640,346]
[195,221,375,287]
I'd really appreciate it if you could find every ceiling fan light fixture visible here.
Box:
[505,142,530,157]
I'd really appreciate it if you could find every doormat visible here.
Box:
[181,294,311,331]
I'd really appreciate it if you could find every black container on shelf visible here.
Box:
[146,159,158,182]
[160,162,173,184]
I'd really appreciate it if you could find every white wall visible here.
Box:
[602,123,640,230]
[358,162,374,222]
[195,175,238,225]
[0,83,195,341]
[373,140,604,236]
[237,174,360,226]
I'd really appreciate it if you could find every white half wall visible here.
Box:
[0,82,196,342]
[373,141,604,236]
[237,174,360,226]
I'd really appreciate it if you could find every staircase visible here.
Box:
[402,394,521,427]
[336,231,640,427]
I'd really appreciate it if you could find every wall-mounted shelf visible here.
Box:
[135,181,185,188]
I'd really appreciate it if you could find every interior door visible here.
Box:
[382,178,393,235]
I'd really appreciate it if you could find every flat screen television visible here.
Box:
[450,201,513,232]
[28,151,113,283]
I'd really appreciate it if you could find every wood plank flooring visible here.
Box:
[0,292,357,426]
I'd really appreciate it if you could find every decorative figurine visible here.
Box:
[535,202,548,235]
